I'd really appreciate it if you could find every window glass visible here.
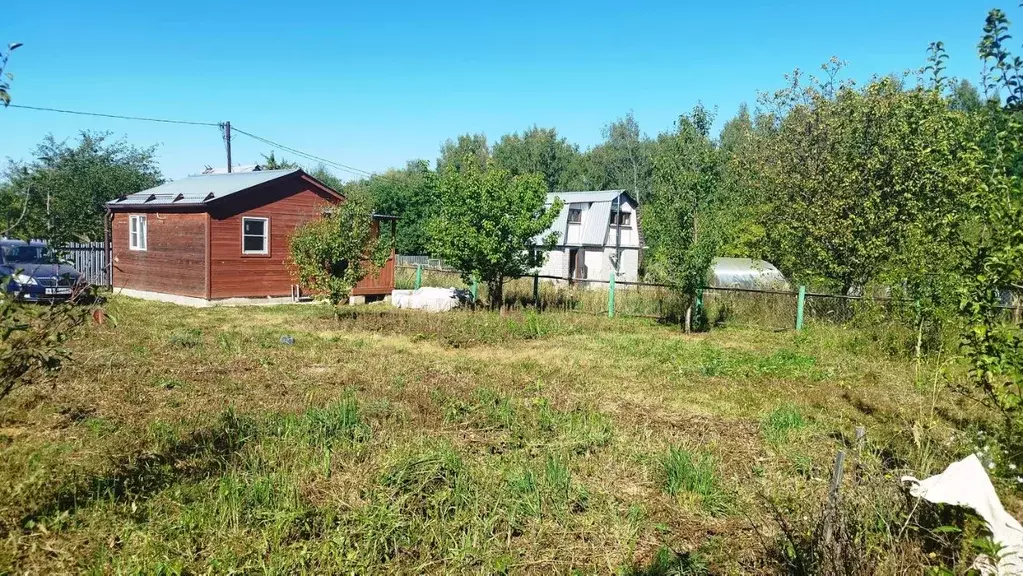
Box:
[242,217,268,254]
[568,208,582,224]
[130,215,147,250]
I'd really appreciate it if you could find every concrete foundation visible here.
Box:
[114,288,319,308]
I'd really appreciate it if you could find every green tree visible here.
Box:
[426,158,562,307]
[581,112,654,201]
[0,132,162,244]
[289,197,383,308]
[0,42,23,107]
[491,126,584,192]
[647,104,723,330]
[950,79,984,112]
[358,160,436,254]
[437,133,489,173]
[260,151,300,170]
[743,65,980,294]
[957,8,1023,438]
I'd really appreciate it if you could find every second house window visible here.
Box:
[242,217,269,255]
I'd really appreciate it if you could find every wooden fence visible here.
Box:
[59,242,107,286]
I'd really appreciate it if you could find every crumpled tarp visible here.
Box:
[902,455,1023,575]
[391,287,467,313]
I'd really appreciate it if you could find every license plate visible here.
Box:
[45,287,72,295]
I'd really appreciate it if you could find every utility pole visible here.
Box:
[221,121,233,173]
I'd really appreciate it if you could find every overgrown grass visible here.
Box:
[0,297,996,573]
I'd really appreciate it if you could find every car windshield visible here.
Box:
[2,245,57,264]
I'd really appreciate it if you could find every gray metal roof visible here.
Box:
[535,190,631,247]
[106,169,302,208]
[546,190,626,204]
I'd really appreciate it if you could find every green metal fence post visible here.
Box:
[414,264,423,290]
[608,271,616,318]
[796,285,806,331]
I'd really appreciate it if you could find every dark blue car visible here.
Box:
[1,239,85,302]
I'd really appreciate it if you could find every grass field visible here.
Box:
[0,297,1006,574]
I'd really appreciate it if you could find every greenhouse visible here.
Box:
[706,257,790,290]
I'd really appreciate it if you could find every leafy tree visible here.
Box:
[289,197,383,308]
[260,151,300,170]
[957,9,1023,438]
[0,132,162,244]
[646,104,722,330]
[437,133,489,173]
[357,160,436,254]
[426,158,562,307]
[491,126,584,192]
[0,42,23,107]
[717,103,753,156]
[581,112,654,201]
[950,79,984,112]
[741,65,980,294]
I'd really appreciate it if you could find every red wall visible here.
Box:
[208,177,337,299]
[111,211,207,297]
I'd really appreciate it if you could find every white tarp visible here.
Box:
[391,287,464,313]
[903,455,1023,575]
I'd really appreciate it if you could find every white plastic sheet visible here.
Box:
[391,287,464,313]
[903,455,1023,575]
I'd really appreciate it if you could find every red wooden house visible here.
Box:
[105,168,394,304]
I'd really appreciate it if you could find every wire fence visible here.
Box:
[394,263,1023,331]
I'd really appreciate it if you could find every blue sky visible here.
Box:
[0,0,1005,180]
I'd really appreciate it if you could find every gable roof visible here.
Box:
[546,190,628,204]
[534,190,635,246]
[106,168,339,208]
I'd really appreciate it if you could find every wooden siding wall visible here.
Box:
[111,212,207,297]
[208,180,337,299]
[352,250,395,296]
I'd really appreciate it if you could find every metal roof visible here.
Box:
[546,190,627,204]
[106,169,303,208]
[534,190,631,247]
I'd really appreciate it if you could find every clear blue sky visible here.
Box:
[0,0,1005,180]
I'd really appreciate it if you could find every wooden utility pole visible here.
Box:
[222,121,233,173]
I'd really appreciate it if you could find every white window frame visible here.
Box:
[567,208,582,224]
[241,216,270,255]
[129,215,147,251]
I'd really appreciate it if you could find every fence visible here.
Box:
[395,262,1023,331]
[58,242,107,286]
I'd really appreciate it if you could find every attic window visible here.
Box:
[567,208,582,224]
[242,217,269,255]
[610,212,632,227]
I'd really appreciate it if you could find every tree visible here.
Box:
[581,112,654,201]
[742,65,980,294]
[646,104,723,330]
[426,158,562,308]
[0,132,162,244]
[289,197,383,308]
[260,151,300,170]
[956,9,1023,439]
[0,42,23,107]
[949,80,984,113]
[437,133,489,173]
[358,160,436,254]
[491,126,584,192]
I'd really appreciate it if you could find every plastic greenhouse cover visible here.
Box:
[707,257,790,290]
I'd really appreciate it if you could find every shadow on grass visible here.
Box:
[16,409,254,532]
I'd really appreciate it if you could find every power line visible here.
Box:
[8,103,374,178]
[8,104,220,126]
[231,126,373,177]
